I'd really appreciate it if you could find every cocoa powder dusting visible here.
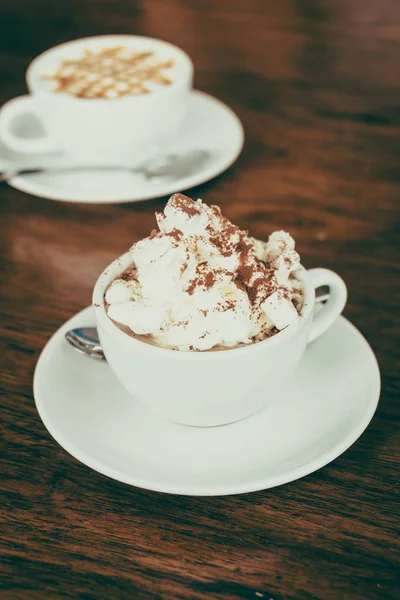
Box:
[119,265,137,281]
[204,271,216,289]
[236,264,255,285]
[180,259,188,276]
[219,299,235,312]
[186,279,197,295]
[170,193,201,217]
[165,228,183,241]
[186,269,216,295]
[210,205,222,218]
[278,288,291,301]
[209,236,225,254]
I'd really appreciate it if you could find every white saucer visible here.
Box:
[33,307,380,496]
[3,91,244,203]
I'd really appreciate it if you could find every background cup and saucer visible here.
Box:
[0,35,244,203]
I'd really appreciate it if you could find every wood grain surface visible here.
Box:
[1,1,399,599]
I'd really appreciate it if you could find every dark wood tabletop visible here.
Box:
[1,1,399,599]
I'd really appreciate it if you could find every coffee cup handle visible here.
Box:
[0,95,59,154]
[308,268,347,343]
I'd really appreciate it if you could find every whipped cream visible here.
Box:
[105,193,303,351]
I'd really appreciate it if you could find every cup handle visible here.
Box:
[308,268,347,343]
[0,95,59,154]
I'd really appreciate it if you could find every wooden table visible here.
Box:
[1,1,399,598]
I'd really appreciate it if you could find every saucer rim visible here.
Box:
[6,90,244,204]
[33,307,381,496]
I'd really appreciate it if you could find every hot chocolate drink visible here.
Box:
[105,193,304,352]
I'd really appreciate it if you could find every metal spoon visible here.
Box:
[65,328,106,361]
[65,293,330,361]
[0,149,211,182]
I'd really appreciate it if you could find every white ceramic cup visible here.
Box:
[0,35,193,164]
[93,252,347,427]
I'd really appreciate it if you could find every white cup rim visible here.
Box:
[92,251,316,359]
[26,34,194,102]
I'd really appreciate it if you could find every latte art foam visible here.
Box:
[105,194,304,351]
[43,45,174,99]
